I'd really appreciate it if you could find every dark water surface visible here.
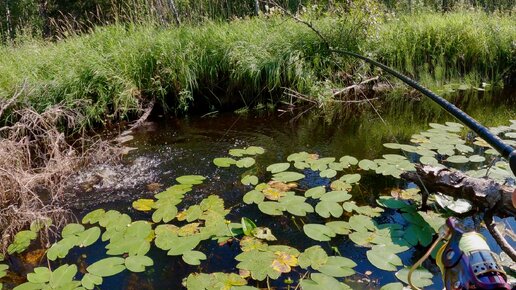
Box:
[59,97,516,290]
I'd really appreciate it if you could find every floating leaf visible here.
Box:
[258,202,284,216]
[340,156,358,166]
[176,175,206,185]
[245,146,265,155]
[236,157,256,168]
[76,227,101,247]
[358,159,377,170]
[339,174,361,184]
[81,273,102,290]
[266,163,290,173]
[435,194,472,214]
[419,156,439,166]
[241,175,259,186]
[303,224,336,242]
[182,250,207,266]
[380,282,404,290]
[213,157,236,167]
[252,227,277,241]
[469,155,486,162]
[243,190,264,204]
[87,257,126,277]
[320,191,352,202]
[325,221,350,235]
[132,199,155,211]
[262,187,285,201]
[272,171,305,182]
[62,223,85,238]
[318,256,356,277]
[320,169,337,178]
[229,149,247,157]
[366,246,403,271]
[300,273,352,290]
[445,155,469,163]
[305,186,326,198]
[298,246,328,269]
[348,215,376,232]
[395,267,433,288]
[315,201,343,218]
[271,251,298,273]
[287,152,310,162]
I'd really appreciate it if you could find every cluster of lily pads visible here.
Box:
[2,121,515,289]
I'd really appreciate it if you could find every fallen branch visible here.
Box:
[484,211,516,261]
[332,76,379,97]
[129,98,155,130]
[401,165,515,218]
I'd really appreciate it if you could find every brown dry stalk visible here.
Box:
[0,104,123,253]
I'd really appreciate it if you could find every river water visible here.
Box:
[61,89,515,290]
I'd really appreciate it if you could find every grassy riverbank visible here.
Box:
[0,11,515,127]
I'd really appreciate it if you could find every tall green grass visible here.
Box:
[0,11,514,128]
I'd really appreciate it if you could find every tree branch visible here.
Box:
[484,211,516,261]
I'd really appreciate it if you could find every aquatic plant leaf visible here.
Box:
[30,219,52,232]
[245,146,265,155]
[315,201,343,218]
[298,246,328,269]
[358,159,377,170]
[279,195,314,216]
[395,267,433,288]
[183,205,203,222]
[445,155,469,163]
[262,187,285,200]
[81,273,102,290]
[366,247,403,271]
[380,282,404,290]
[76,227,101,247]
[469,155,486,162]
[87,257,126,277]
[320,169,337,178]
[272,171,305,182]
[241,217,257,236]
[403,224,433,247]
[46,236,77,261]
[266,163,290,173]
[182,250,207,266]
[300,273,351,290]
[305,186,326,198]
[166,235,202,256]
[348,215,376,232]
[240,237,268,252]
[456,144,474,153]
[176,175,206,185]
[48,264,78,288]
[229,149,247,157]
[434,194,472,214]
[235,250,277,281]
[258,202,284,216]
[320,191,352,202]
[241,175,258,186]
[303,224,336,242]
[213,157,236,167]
[61,223,85,238]
[377,197,411,210]
[243,190,264,204]
[152,202,178,223]
[340,156,358,166]
[383,143,402,149]
[0,264,7,279]
[419,156,439,166]
[271,251,298,273]
[287,152,310,162]
[132,199,155,211]
[252,227,277,241]
[82,208,106,224]
[339,174,361,184]
[125,255,154,272]
[236,157,256,168]
[27,267,51,283]
[7,230,37,254]
[318,256,356,277]
[106,238,151,256]
[325,221,350,235]
[154,184,191,200]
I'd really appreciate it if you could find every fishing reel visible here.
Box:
[432,218,511,290]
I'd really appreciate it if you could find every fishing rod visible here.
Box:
[329,49,514,290]
[331,49,516,175]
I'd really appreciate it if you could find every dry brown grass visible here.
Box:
[0,102,122,253]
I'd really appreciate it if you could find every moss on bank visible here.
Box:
[0,11,514,127]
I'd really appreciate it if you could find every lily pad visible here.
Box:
[241,175,259,186]
[182,251,207,266]
[236,157,256,168]
[272,171,305,182]
[366,246,403,271]
[87,257,126,277]
[125,255,154,272]
[176,175,206,185]
[213,157,236,167]
[395,267,433,288]
[266,163,290,173]
[303,224,336,242]
[132,199,155,211]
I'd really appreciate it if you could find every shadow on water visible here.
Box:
[10,88,515,289]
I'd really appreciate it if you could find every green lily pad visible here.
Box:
[132,199,155,211]
[241,175,259,186]
[213,157,236,167]
[303,224,336,242]
[469,155,486,162]
[236,157,256,168]
[366,246,403,271]
[318,256,356,277]
[300,273,351,290]
[380,282,404,290]
[76,227,101,247]
[315,201,343,218]
[305,186,326,198]
[358,159,377,170]
[245,146,265,155]
[272,171,305,182]
[445,155,469,163]
[320,169,337,178]
[266,163,290,173]
[325,221,351,235]
[243,190,264,204]
[229,148,247,157]
[395,267,433,288]
[176,175,206,185]
[81,273,102,290]
[348,215,376,232]
[87,257,126,277]
[182,250,207,265]
[125,255,154,272]
[298,246,328,269]
[258,202,284,216]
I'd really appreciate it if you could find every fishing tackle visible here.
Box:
[408,217,511,290]
[329,49,515,289]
